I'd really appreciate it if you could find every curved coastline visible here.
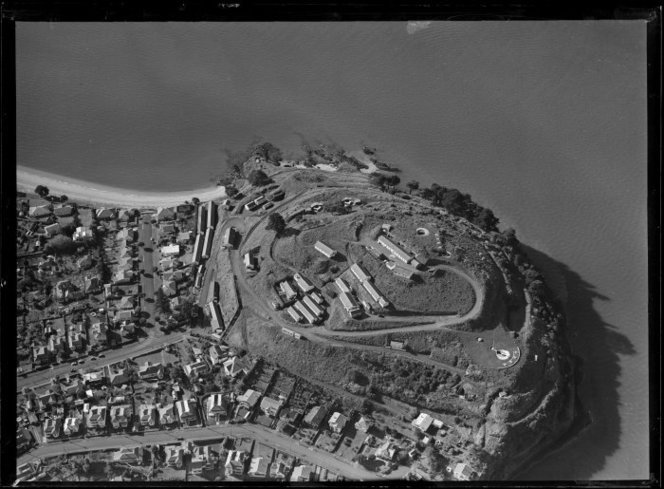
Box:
[17,165,226,208]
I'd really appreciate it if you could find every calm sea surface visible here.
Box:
[17,22,648,480]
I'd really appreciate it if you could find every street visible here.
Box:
[18,423,386,481]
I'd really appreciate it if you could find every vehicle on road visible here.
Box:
[71,361,78,366]
[99,354,105,358]
[70,368,77,373]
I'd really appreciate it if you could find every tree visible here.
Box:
[473,208,499,232]
[191,197,200,206]
[60,194,68,203]
[253,142,282,165]
[247,169,271,187]
[423,446,447,474]
[225,185,239,198]
[44,235,76,255]
[35,185,49,198]
[406,180,419,194]
[322,200,348,215]
[369,173,388,189]
[266,212,286,235]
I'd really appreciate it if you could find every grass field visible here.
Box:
[350,244,476,315]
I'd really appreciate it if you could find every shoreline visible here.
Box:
[17,165,226,208]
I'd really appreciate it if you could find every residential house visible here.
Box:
[183,360,208,379]
[62,415,83,437]
[82,370,105,387]
[47,335,66,356]
[165,445,184,468]
[33,345,51,365]
[84,276,102,294]
[269,461,290,480]
[105,364,130,386]
[175,398,200,426]
[112,269,134,285]
[303,405,328,428]
[161,223,176,235]
[453,463,474,481]
[118,295,135,310]
[169,296,185,311]
[90,320,108,346]
[259,396,283,418]
[96,208,116,220]
[53,205,75,218]
[248,457,270,478]
[156,207,176,222]
[73,226,93,242]
[290,465,313,483]
[237,389,261,410]
[114,309,134,323]
[177,231,191,244]
[223,356,250,378]
[113,447,141,464]
[158,403,177,427]
[77,255,94,270]
[355,416,374,433]
[29,205,52,218]
[138,404,157,428]
[375,440,398,462]
[44,222,61,237]
[110,404,133,430]
[43,417,62,439]
[161,279,178,297]
[116,228,135,243]
[161,244,180,257]
[138,361,164,381]
[411,412,433,433]
[328,412,348,433]
[225,450,248,477]
[206,394,228,424]
[209,344,229,365]
[190,445,215,474]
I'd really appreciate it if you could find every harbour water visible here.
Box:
[16,21,648,479]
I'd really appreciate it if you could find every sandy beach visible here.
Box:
[17,166,226,208]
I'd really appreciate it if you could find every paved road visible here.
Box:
[18,335,186,392]
[18,424,385,481]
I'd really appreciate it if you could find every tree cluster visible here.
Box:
[369,172,401,190]
[419,184,499,232]
[266,212,286,235]
[247,169,272,187]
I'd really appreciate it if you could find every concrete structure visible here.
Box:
[302,295,324,318]
[294,300,317,324]
[350,263,371,283]
[202,228,213,259]
[158,404,176,427]
[222,227,236,249]
[279,280,298,302]
[192,233,203,264]
[377,235,413,264]
[208,301,224,331]
[339,291,361,318]
[196,206,207,234]
[244,252,258,271]
[293,273,314,293]
[206,201,216,229]
[335,277,351,294]
[314,240,337,259]
[286,306,303,323]
[362,280,390,308]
